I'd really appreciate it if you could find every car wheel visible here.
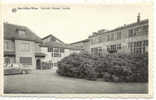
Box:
[22,70,26,74]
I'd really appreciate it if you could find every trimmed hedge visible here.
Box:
[57,52,148,82]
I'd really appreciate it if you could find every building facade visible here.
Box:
[89,14,148,56]
[4,23,45,70]
[4,24,81,70]
[40,35,81,68]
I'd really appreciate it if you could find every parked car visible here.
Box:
[4,63,32,75]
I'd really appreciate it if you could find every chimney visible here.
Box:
[137,13,140,23]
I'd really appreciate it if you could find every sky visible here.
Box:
[2,3,153,44]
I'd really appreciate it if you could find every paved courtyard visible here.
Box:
[4,68,148,94]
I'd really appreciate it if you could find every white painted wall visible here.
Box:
[41,46,80,66]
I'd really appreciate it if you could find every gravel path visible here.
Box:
[4,68,148,94]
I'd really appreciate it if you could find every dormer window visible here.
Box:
[18,29,26,37]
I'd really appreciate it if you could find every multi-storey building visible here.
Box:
[4,23,81,70]
[40,34,81,68]
[89,14,148,56]
[4,23,45,70]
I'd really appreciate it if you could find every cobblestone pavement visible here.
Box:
[4,68,148,94]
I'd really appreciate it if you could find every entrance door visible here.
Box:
[36,59,41,69]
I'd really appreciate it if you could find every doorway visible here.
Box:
[36,59,41,69]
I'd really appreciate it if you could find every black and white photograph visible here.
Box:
[0,2,153,97]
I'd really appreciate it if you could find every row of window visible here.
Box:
[91,44,122,55]
[107,32,121,41]
[48,47,64,57]
[128,25,148,37]
[48,47,64,53]
[90,25,148,45]
[130,47,146,54]
[91,40,148,55]
[128,40,148,54]
[128,40,148,48]
[4,40,41,52]
[107,44,122,52]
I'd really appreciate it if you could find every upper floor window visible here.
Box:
[48,47,62,57]
[107,35,110,41]
[4,40,14,51]
[128,29,136,37]
[98,36,103,43]
[142,25,148,34]
[90,39,94,45]
[95,37,98,44]
[117,32,121,40]
[4,40,10,50]
[53,48,59,52]
[111,33,114,41]
[133,27,139,36]
[48,47,53,52]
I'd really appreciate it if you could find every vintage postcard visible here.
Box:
[0,1,154,98]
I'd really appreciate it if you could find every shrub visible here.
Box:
[57,52,148,82]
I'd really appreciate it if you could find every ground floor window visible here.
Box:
[107,44,121,54]
[128,40,148,54]
[20,57,32,65]
[91,47,102,56]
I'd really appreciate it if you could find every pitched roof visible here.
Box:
[4,23,42,43]
[42,34,64,44]
[70,39,89,45]
[65,44,82,50]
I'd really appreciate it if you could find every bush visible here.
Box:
[57,53,97,80]
[57,52,148,82]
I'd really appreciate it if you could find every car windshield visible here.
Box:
[5,63,19,68]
